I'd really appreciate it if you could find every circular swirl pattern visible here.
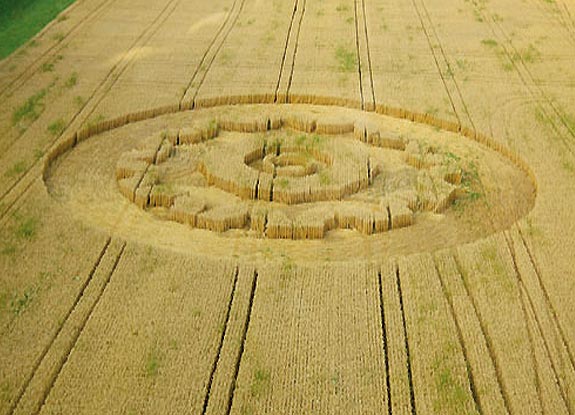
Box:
[45,102,536,260]
[114,107,469,239]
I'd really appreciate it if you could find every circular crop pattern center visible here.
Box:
[110,104,531,241]
[46,103,535,259]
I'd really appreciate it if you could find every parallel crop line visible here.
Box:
[513,260,545,412]
[285,0,307,100]
[353,0,365,110]
[273,0,301,103]
[224,270,258,415]
[563,1,575,33]
[0,0,180,228]
[452,253,513,415]
[395,267,417,415]
[418,0,476,132]
[432,257,483,415]
[529,0,575,45]
[517,227,575,371]
[7,237,112,415]
[35,242,127,414]
[201,267,240,415]
[377,271,392,415]
[360,0,375,107]
[467,0,575,156]
[504,231,573,412]
[0,0,182,210]
[179,0,241,109]
[408,0,461,127]
[189,0,247,107]
[0,0,116,99]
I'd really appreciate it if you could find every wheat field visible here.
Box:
[0,0,574,413]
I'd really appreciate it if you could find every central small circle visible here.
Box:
[249,150,325,178]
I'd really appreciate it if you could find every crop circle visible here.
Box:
[45,101,536,260]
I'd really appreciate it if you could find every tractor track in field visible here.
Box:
[224,270,258,415]
[185,0,247,109]
[5,238,113,415]
[394,266,417,415]
[273,0,301,103]
[517,227,575,372]
[563,1,575,34]
[526,0,575,46]
[417,0,476,133]
[0,0,120,157]
[0,0,183,220]
[284,0,307,101]
[200,267,239,415]
[452,253,513,415]
[34,242,126,415]
[0,0,117,99]
[432,257,483,415]
[504,232,572,414]
[360,0,375,109]
[466,0,575,157]
[353,0,365,110]
[376,271,393,415]
[408,0,462,128]
[179,0,243,109]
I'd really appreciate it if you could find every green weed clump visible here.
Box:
[47,118,66,136]
[250,368,271,397]
[10,288,37,315]
[16,216,39,239]
[335,46,357,72]
[145,349,161,377]
[12,89,48,127]
[4,160,27,178]
[64,72,78,88]
[480,39,498,48]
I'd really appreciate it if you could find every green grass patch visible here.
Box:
[12,88,48,127]
[319,170,331,185]
[511,44,540,64]
[0,214,40,256]
[433,365,470,413]
[335,46,357,72]
[74,95,85,107]
[480,38,498,48]
[86,114,105,130]
[145,348,161,377]
[281,255,294,276]
[33,148,45,160]
[479,244,510,289]
[64,71,78,88]
[41,61,54,72]
[276,177,289,189]
[250,368,271,398]
[0,243,16,256]
[47,118,66,136]
[16,216,39,239]
[0,0,76,59]
[562,159,574,173]
[0,381,13,404]
[10,287,37,315]
[4,160,27,178]
[51,31,64,42]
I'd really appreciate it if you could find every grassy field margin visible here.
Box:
[0,0,76,59]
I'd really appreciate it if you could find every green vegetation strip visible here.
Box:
[0,0,76,60]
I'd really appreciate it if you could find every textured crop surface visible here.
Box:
[0,0,574,414]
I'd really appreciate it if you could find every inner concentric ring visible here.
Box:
[45,102,536,249]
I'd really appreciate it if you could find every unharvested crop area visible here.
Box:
[0,0,574,413]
